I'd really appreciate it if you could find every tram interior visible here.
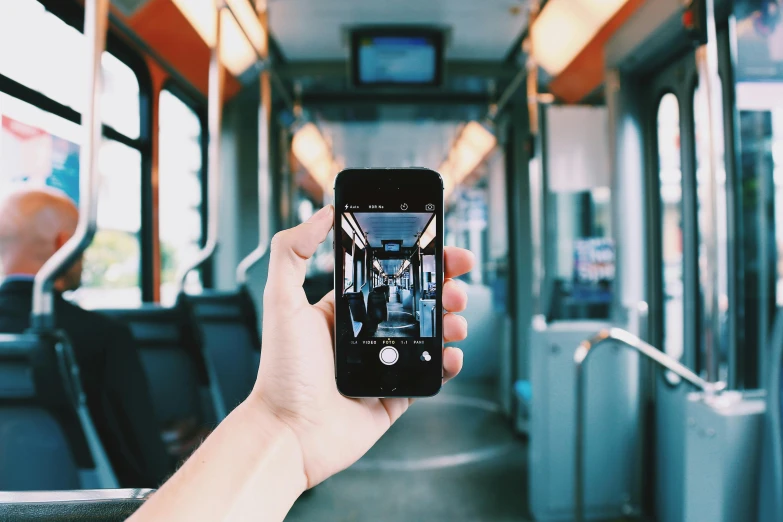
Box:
[341,211,438,339]
[1,0,783,521]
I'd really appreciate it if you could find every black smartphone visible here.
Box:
[334,168,444,398]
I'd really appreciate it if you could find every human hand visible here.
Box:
[252,204,474,488]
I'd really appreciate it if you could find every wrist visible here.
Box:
[130,395,308,522]
[239,394,309,490]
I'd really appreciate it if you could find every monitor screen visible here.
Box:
[384,243,401,252]
[351,30,443,87]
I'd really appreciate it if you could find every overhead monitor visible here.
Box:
[351,29,444,87]
[384,243,401,253]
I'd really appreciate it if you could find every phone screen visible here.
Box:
[334,168,444,397]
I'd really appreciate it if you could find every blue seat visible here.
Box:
[0,332,116,490]
[178,288,261,418]
[103,305,215,462]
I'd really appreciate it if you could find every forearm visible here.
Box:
[129,397,306,522]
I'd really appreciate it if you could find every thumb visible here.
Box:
[263,205,334,310]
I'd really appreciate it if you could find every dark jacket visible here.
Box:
[0,279,171,488]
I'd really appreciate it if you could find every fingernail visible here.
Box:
[308,205,332,223]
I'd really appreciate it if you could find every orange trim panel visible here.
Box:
[549,0,648,104]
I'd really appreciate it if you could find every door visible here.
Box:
[644,29,738,517]
[645,50,700,522]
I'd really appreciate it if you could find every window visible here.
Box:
[657,93,685,383]
[0,0,148,308]
[159,89,204,305]
[0,0,140,138]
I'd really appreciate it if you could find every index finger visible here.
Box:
[445,246,475,279]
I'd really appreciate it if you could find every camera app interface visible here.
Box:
[340,209,437,338]
[337,194,441,382]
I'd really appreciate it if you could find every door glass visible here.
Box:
[732,0,783,387]
[657,93,684,382]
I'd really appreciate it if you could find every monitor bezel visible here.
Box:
[349,27,445,88]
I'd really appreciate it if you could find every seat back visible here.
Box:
[345,292,368,323]
[0,332,117,490]
[178,289,260,418]
[367,290,387,323]
[303,272,334,305]
[103,305,214,459]
[0,489,152,521]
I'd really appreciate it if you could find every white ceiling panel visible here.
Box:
[268,0,529,61]
[321,121,461,170]
[353,212,433,248]
[380,259,404,274]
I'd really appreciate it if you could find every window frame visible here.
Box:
[0,0,155,302]
[158,80,210,292]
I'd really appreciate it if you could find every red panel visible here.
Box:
[125,0,241,98]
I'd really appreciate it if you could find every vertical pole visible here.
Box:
[235,0,271,285]
[179,0,223,291]
[695,0,726,383]
[258,0,271,259]
[526,1,546,318]
[351,231,356,291]
[575,360,586,522]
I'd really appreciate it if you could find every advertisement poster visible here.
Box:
[735,0,783,81]
[572,237,615,303]
[0,115,80,202]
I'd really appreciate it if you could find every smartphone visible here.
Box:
[334,168,444,398]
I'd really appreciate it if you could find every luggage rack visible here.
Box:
[573,327,726,522]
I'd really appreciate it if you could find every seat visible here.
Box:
[303,272,334,305]
[0,331,117,490]
[344,291,373,337]
[103,305,214,462]
[345,292,368,323]
[400,288,413,309]
[178,288,261,418]
[0,489,152,521]
[367,289,388,323]
[759,309,783,522]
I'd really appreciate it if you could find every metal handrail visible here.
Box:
[360,245,368,290]
[235,1,272,286]
[31,0,109,329]
[573,327,726,522]
[178,1,224,293]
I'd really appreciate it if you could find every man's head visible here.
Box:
[0,187,82,291]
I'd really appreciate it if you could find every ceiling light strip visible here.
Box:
[531,0,629,76]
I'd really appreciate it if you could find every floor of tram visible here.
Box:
[375,302,418,337]
[286,379,530,522]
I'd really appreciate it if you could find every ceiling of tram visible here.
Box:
[353,212,433,248]
[268,0,530,61]
[320,121,462,171]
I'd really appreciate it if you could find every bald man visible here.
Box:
[0,187,171,488]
